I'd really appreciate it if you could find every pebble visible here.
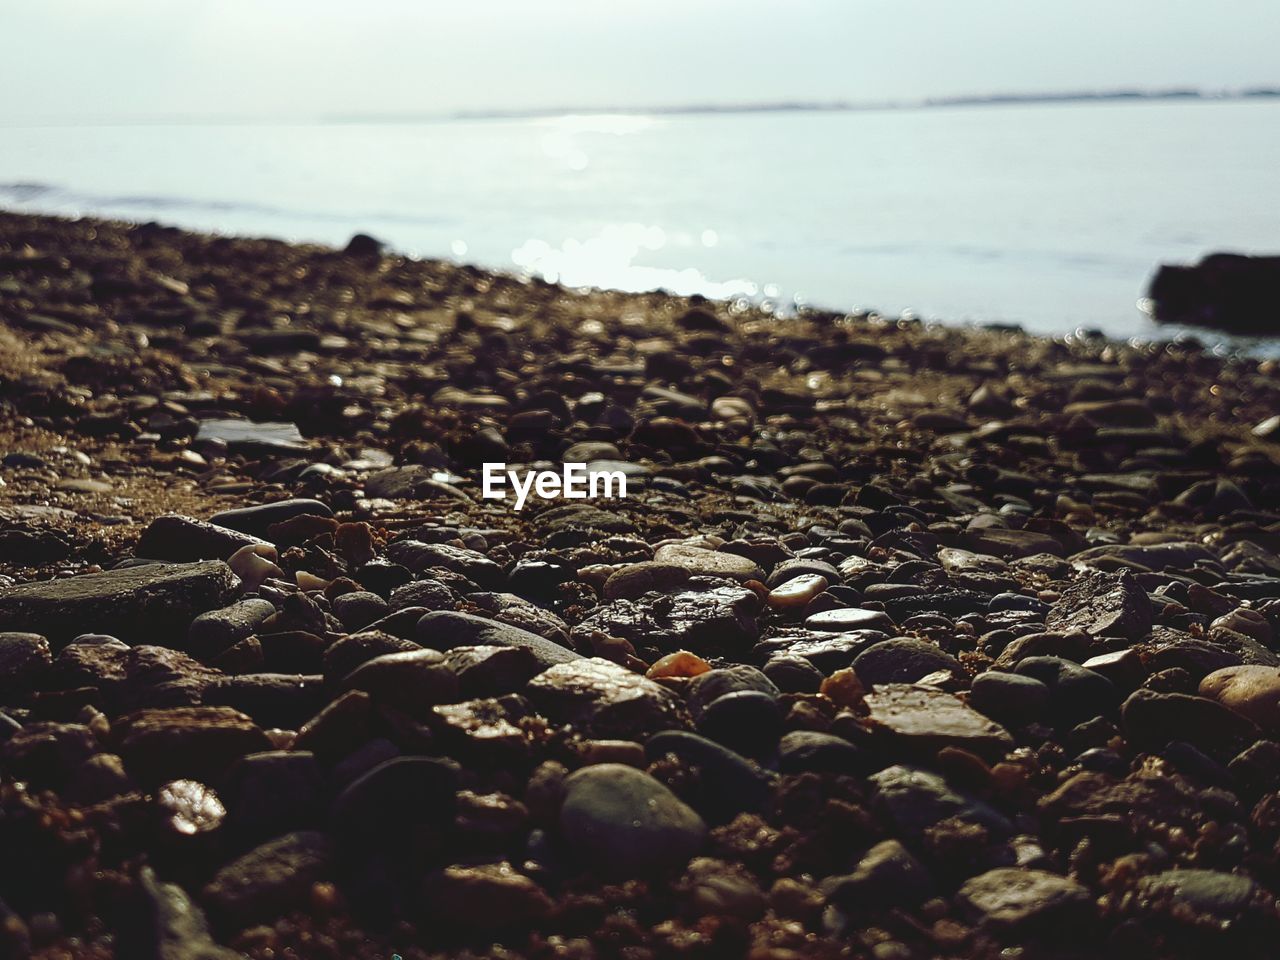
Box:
[0,631,51,697]
[201,831,332,926]
[870,764,1012,842]
[803,607,895,633]
[1199,664,1280,731]
[186,598,276,659]
[652,543,766,582]
[956,868,1092,931]
[865,684,1015,760]
[559,763,706,877]
[766,573,828,610]
[969,671,1051,725]
[645,730,775,822]
[852,637,961,686]
[1012,656,1118,728]
[777,730,866,775]
[423,861,552,927]
[136,514,269,561]
[329,756,459,850]
[113,706,273,786]
[695,690,783,757]
[526,657,682,738]
[602,561,690,600]
[209,499,333,538]
[1045,570,1152,642]
[417,610,580,668]
[824,839,933,911]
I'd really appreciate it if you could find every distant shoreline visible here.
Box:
[333,86,1280,125]
[2,86,1277,129]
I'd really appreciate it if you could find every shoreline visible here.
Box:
[2,210,1280,957]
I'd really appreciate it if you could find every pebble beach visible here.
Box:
[2,209,1280,958]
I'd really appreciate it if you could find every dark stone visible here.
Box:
[969,671,1051,726]
[824,839,933,910]
[559,763,706,877]
[1013,656,1119,728]
[1149,252,1280,335]
[853,638,961,686]
[777,730,867,775]
[1045,571,1152,642]
[0,561,239,645]
[209,500,332,538]
[416,611,579,669]
[526,657,683,738]
[201,831,332,927]
[330,756,459,850]
[1121,688,1260,760]
[645,730,775,823]
[695,691,783,758]
[136,514,269,562]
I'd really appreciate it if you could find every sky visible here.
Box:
[2,0,1278,124]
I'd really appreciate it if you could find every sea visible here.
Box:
[2,99,1278,345]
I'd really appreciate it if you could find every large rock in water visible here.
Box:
[1045,571,1151,643]
[0,561,239,645]
[1148,252,1280,335]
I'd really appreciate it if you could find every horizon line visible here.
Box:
[2,84,1278,129]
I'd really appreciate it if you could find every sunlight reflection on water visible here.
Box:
[511,222,759,298]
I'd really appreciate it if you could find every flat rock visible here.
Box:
[135,514,269,562]
[559,763,706,876]
[653,543,766,582]
[965,527,1065,559]
[804,607,895,633]
[1136,869,1259,922]
[957,868,1092,931]
[603,562,690,600]
[1045,570,1152,642]
[365,465,470,501]
[0,561,239,645]
[1121,688,1260,760]
[571,586,759,658]
[341,649,459,717]
[416,610,580,669]
[209,499,332,538]
[113,706,273,786]
[385,541,503,587]
[202,831,331,927]
[865,684,1014,760]
[870,765,1012,842]
[49,642,220,713]
[527,657,684,738]
[853,638,961,686]
[196,419,308,455]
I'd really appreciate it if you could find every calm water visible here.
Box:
[2,100,1278,341]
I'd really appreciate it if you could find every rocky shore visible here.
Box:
[2,209,1280,959]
